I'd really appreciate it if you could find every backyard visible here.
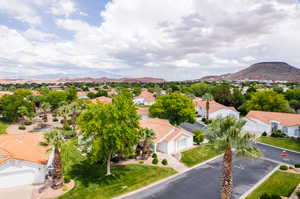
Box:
[59,140,177,199]
[258,136,300,152]
[181,144,221,167]
[246,171,300,199]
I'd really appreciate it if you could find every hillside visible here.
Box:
[200,62,300,82]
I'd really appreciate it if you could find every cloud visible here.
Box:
[23,28,57,41]
[50,0,77,17]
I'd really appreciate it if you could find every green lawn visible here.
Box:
[258,136,300,152]
[59,140,177,199]
[181,144,221,167]
[0,120,9,135]
[246,171,300,199]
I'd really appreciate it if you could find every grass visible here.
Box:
[181,144,221,167]
[258,136,300,152]
[59,139,177,199]
[0,120,9,135]
[246,171,300,199]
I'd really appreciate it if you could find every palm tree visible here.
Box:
[67,101,83,131]
[57,103,69,128]
[207,116,260,199]
[17,106,28,126]
[140,128,156,159]
[41,102,51,122]
[202,93,214,120]
[40,129,65,189]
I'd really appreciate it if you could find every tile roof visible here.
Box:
[135,91,155,102]
[193,98,237,113]
[0,133,49,165]
[245,110,300,127]
[137,107,149,116]
[139,118,193,143]
[91,96,112,104]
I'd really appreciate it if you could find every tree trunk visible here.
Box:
[221,148,233,199]
[63,115,68,128]
[206,101,210,120]
[106,151,112,176]
[142,140,148,160]
[52,147,63,189]
[71,112,76,131]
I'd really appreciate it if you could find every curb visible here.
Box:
[113,154,223,199]
[239,165,279,199]
[257,142,300,155]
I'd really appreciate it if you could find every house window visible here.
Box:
[271,122,278,132]
[282,126,288,134]
[295,129,300,137]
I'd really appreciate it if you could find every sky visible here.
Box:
[0,0,300,80]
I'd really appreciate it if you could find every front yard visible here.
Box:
[181,144,221,167]
[59,140,177,199]
[246,171,300,199]
[257,136,300,152]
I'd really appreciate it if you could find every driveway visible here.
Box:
[123,158,277,199]
[180,122,207,133]
[0,185,34,199]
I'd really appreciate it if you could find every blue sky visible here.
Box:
[0,0,299,80]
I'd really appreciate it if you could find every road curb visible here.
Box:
[239,165,279,199]
[113,154,223,199]
[257,142,300,155]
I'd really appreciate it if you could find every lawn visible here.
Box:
[246,171,300,199]
[0,120,9,135]
[258,136,300,152]
[181,144,221,167]
[59,140,177,199]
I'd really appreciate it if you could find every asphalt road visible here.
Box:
[123,158,277,199]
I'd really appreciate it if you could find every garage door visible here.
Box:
[0,170,35,188]
[176,137,187,151]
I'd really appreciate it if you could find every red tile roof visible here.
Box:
[246,110,300,127]
[135,91,155,103]
[91,96,112,104]
[0,133,49,165]
[137,107,149,116]
[193,98,237,113]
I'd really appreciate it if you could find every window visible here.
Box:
[295,129,300,137]
[271,122,278,131]
[282,126,288,134]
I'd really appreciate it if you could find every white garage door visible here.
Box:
[0,170,35,188]
[176,137,187,151]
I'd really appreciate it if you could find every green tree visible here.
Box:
[65,88,77,102]
[284,89,300,112]
[149,92,196,125]
[231,88,245,109]
[57,102,69,128]
[45,91,67,110]
[190,83,212,97]
[41,102,51,122]
[78,91,140,176]
[244,90,292,113]
[207,117,260,199]
[68,101,84,131]
[140,128,156,159]
[211,84,232,106]
[40,129,65,189]
[202,93,214,120]
[14,89,32,98]
[17,106,29,125]
[192,130,204,144]
[132,87,142,96]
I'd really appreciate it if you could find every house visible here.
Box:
[134,90,155,105]
[0,133,52,188]
[193,98,239,119]
[47,85,63,91]
[139,118,194,154]
[243,110,300,137]
[76,91,89,99]
[90,96,112,104]
[137,107,150,119]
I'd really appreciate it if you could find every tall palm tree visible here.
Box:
[140,128,156,159]
[67,101,83,131]
[41,102,51,122]
[57,103,69,128]
[40,129,65,189]
[202,93,214,120]
[207,116,260,199]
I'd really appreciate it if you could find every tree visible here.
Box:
[78,91,140,176]
[149,92,196,125]
[230,88,245,109]
[190,83,212,97]
[207,117,260,199]
[132,87,142,96]
[65,88,77,102]
[17,106,29,125]
[68,101,84,131]
[45,91,67,110]
[41,102,51,122]
[211,84,232,106]
[140,128,156,159]
[192,130,204,144]
[284,89,300,112]
[244,90,292,113]
[57,103,69,128]
[202,93,214,120]
[40,129,65,189]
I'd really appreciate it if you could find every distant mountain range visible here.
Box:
[200,62,300,82]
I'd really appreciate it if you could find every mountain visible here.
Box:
[200,62,300,82]
[56,77,166,83]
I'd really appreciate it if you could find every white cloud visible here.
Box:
[50,0,77,17]
[23,28,57,41]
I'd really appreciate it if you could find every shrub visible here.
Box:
[201,118,206,123]
[53,117,58,122]
[64,176,71,183]
[193,130,205,144]
[162,159,168,166]
[24,121,32,126]
[271,130,286,138]
[262,132,267,136]
[152,153,157,159]
[279,165,288,170]
[139,160,144,164]
[152,158,159,165]
[18,125,26,130]
[296,190,300,199]
[295,163,300,168]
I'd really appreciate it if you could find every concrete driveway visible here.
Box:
[180,122,207,133]
[0,185,34,199]
[123,158,277,199]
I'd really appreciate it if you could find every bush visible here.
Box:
[280,165,289,170]
[295,163,300,168]
[152,153,157,159]
[296,190,300,199]
[201,118,206,122]
[18,125,26,130]
[139,160,144,164]
[262,132,267,136]
[162,159,168,166]
[260,193,281,199]
[24,121,32,126]
[271,130,286,138]
[64,176,71,183]
[63,126,72,131]
[152,158,159,165]
[193,130,204,144]
[52,117,58,122]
